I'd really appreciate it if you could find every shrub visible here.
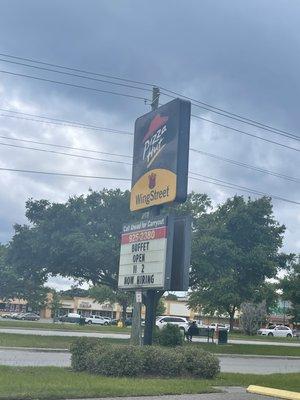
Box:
[70,339,220,379]
[70,337,98,371]
[140,346,183,377]
[157,324,184,347]
[181,346,220,379]
[87,344,143,377]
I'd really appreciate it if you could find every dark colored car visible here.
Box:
[20,312,40,321]
[125,317,132,326]
[59,313,82,323]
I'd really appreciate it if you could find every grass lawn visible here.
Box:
[0,366,298,399]
[0,319,130,333]
[191,342,300,357]
[230,332,300,343]
[0,333,127,349]
[1,333,300,357]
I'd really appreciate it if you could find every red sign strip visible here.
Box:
[121,226,167,244]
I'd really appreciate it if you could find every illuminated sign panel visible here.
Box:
[118,216,173,290]
[130,98,191,211]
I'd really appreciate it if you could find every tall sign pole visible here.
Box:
[118,90,191,346]
[143,87,161,345]
[130,87,160,346]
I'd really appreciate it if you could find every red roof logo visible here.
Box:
[143,114,168,143]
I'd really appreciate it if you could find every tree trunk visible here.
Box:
[228,307,236,331]
[121,300,128,322]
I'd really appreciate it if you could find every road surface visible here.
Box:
[0,327,300,347]
[64,389,278,400]
[0,348,299,373]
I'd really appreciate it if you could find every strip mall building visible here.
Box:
[0,295,234,325]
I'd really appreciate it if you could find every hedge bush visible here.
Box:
[157,324,184,347]
[87,344,143,377]
[70,339,220,379]
[70,337,98,371]
[140,346,183,376]
[181,346,220,379]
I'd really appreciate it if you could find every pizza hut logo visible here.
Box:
[148,172,156,189]
[143,114,169,168]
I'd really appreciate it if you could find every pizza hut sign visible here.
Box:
[130,98,191,211]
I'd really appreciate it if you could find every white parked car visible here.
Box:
[156,316,189,332]
[258,325,293,337]
[209,323,230,332]
[85,315,110,325]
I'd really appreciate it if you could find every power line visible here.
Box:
[161,91,300,141]
[1,107,298,154]
[1,52,298,141]
[0,111,133,136]
[0,58,152,93]
[0,52,155,87]
[189,173,300,205]
[0,69,150,102]
[0,134,132,158]
[0,141,132,166]
[1,121,299,183]
[190,148,300,183]
[0,164,297,205]
[0,166,131,181]
[191,114,300,153]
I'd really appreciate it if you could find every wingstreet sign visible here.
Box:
[118,216,173,290]
[130,98,191,211]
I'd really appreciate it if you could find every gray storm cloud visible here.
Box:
[0,0,299,262]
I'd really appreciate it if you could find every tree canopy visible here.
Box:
[280,258,300,324]
[7,190,211,291]
[8,189,133,288]
[189,196,287,328]
[0,243,46,301]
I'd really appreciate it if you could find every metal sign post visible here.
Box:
[130,290,142,345]
[119,88,191,346]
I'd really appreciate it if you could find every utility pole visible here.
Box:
[130,87,160,346]
[151,86,160,110]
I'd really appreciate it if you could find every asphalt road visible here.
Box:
[66,389,278,400]
[0,327,300,347]
[0,348,299,373]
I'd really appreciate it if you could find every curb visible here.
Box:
[247,385,300,400]
[1,347,299,359]
[0,346,69,353]
[216,353,300,360]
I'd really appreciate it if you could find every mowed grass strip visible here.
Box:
[193,342,300,357]
[1,332,299,357]
[0,319,130,333]
[0,366,299,399]
[0,333,128,349]
[230,332,300,343]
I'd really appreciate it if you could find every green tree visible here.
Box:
[49,290,62,320]
[26,286,49,313]
[156,298,166,316]
[280,258,300,324]
[189,196,287,330]
[0,244,46,301]
[8,189,133,288]
[89,285,133,321]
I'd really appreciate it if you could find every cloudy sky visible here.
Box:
[0,1,299,289]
